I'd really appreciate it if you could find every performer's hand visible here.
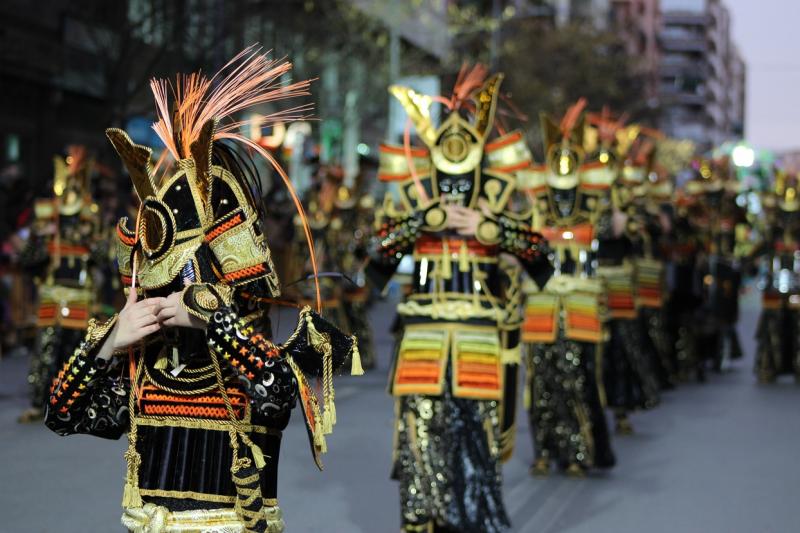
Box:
[156,290,206,329]
[444,205,481,236]
[112,290,164,350]
[96,290,163,361]
[444,199,491,236]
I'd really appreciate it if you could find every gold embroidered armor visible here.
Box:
[44,49,357,533]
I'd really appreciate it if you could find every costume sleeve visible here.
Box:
[183,283,355,424]
[180,283,297,423]
[44,315,129,440]
[364,206,426,290]
[476,212,554,289]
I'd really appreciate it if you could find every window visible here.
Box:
[5,134,20,163]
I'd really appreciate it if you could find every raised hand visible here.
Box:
[444,199,490,236]
[95,290,163,362]
[112,290,164,350]
[156,290,206,329]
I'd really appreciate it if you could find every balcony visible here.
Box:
[662,12,710,27]
[707,53,726,78]
[659,57,708,78]
[659,83,707,106]
[659,35,708,53]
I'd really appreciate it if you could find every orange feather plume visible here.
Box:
[560,98,587,137]
[150,45,313,160]
[147,45,321,311]
[450,63,489,110]
[587,106,628,144]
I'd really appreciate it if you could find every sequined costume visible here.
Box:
[753,173,800,382]
[586,116,660,430]
[518,100,615,474]
[366,69,552,532]
[664,191,704,381]
[638,138,697,388]
[635,173,676,389]
[684,158,747,375]
[19,148,102,422]
[44,49,357,533]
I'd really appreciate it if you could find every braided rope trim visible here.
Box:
[205,212,244,242]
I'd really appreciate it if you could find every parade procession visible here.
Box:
[0,1,798,532]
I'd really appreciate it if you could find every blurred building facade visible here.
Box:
[531,0,745,149]
[0,0,112,189]
[611,0,661,102]
[657,0,745,149]
[0,0,448,192]
[0,0,745,194]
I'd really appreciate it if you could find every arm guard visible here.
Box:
[44,315,129,440]
[476,213,554,289]
[183,283,356,418]
[364,209,425,290]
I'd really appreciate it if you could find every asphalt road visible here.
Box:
[0,291,798,532]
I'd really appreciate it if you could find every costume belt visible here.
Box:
[414,235,496,256]
[46,242,90,257]
[122,502,284,533]
[763,291,800,309]
[396,299,504,322]
[526,274,603,295]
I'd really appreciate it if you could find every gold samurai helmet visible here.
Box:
[388,69,503,176]
[584,107,639,171]
[540,99,588,189]
[108,47,313,298]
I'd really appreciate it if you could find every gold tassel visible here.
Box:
[122,446,143,509]
[121,480,142,509]
[313,420,327,452]
[304,312,327,350]
[249,443,266,470]
[350,336,364,376]
[322,406,333,435]
[123,355,144,509]
[306,311,338,437]
[154,355,168,370]
[459,240,469,272]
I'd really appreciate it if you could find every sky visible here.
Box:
[726,0,800,152]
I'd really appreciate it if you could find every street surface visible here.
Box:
[0,291,798,532]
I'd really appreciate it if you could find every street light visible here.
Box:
[732,143,755,168]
